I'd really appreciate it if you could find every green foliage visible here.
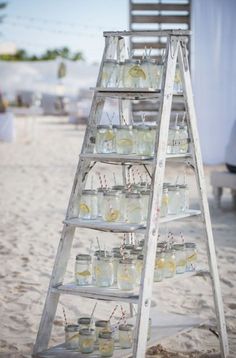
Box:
[0,46,84,62]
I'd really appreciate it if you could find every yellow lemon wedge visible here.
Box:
[76,270,91,277]
[104,130,114,141]
[117,138,133,147]
[155,259,165,270]
[128,65,146,80]
[79,203,90,214]
[105,209,120,222]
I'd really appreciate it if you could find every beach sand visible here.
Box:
[0,115,235,357]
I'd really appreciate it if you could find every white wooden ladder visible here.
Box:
[33,30,229,358]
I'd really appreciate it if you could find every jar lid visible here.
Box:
[130,248,142,255]
[167,185,179,191]
[113,124,132,130]
[113,252,122,259]
[94,250,108,257]
[112,247,122,252]
[172,243,185,251]
[82,189,97,195]
[78,317,92,325]
[119,258,135,265]
[104,59,117,64]
[98,331,113,339]
[157,241,167,248]
[97,255,112,261]
[178,184,188,189]
[125,192,141,198]
[76,254,92,261]
[97,124,112,129]
[119,323,134,331]
[95,320,110,328]
[123,244,135,250]
[124,59,140,64]
[140,189,150,195]
[136,125,154,131]
[65,324,79,332]
[97,187,109,193]
[137,254,144,260]
[79,328,94,336]
[185,242,196,249]
[112,185,125,191]
[103,190,121,197]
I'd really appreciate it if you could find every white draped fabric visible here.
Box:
[191,0,236,164]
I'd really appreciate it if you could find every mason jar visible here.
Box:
[125,192,143,224]
[154,250,165,282]
[75,254,92,286]
[102,190,122,222]
[140,189,150,222]
[97,187,109,217]
[179,125,189,153]
[100,59,119,88]
[172,244,186,274]
[149,60,163,90]
[79,328,95,354]
[167,125,180,154]
[135,125,157,156]
[112,251,123,283]
[168,185,181,215]
[179,184,189,212]
[78,317,94,330]
[117,258,137,291]
[98,331,114,357]
[112,185,126,209]
[78,189,97,220]
[114,125,134,155]
[65,324,80,349]
[95,320,112,342]
[94,256,114,287]
[160,188,169,217]
[163,249,176,278]
[119,324,134,349]
[185,242,197,271]
[95,125,115,154]
[122,59,146,88]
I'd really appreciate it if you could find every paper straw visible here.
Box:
[113,172,117,186]
[106,112,112,126]
[108,305,119,321]
[62,307,68,327]
[182,112,186,124]
[120,305,127,326]
[97,172,104,189]
[103,174,108,189]
[175,113,179,126]
[89,302,97,330]
[96,237,101,255]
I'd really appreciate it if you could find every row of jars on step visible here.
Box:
[74,242,197,290]
[100,59,182,91]
[95,124,189,156]
[77,184,189,223]
[65,316,151,355]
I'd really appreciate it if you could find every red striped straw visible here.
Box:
[126,169,132,192]
[97,172,104,189]
[62,306,68,327]
[131,168,136,185]
[103,174,108,189]
[120,305,127,326]
[108,304,119,321]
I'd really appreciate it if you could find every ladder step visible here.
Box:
[64,210,201,233]
[33,309,205,358]
[52,269,209,303]
[80,152,192,165]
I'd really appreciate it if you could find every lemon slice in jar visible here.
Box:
[77,270,91,277]
[79,203,90,214]
[128,65,146,80]
[105,209,120,222]
[104,130,114,141]
[117,138,133,147]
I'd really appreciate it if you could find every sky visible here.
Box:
[0,0,129,63]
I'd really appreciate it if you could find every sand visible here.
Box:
[0,115,235,358]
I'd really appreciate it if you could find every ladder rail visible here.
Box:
[133,35,179,357]
[178,40,229,357]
